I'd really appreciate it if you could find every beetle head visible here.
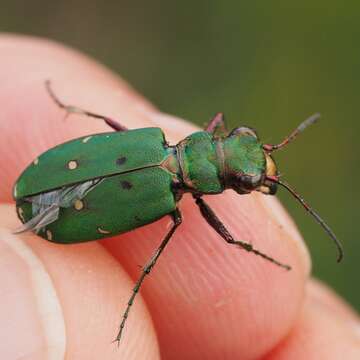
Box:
[224,126,278,195]
[225,114,343,263]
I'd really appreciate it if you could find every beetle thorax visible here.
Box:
[176,131,224,194]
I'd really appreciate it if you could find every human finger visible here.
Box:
[265,279,360,359]
[0,204,159,359]
[0,35,312,359]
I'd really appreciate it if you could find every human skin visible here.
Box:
[0,35,359,360]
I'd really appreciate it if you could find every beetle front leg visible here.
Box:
[45,80,128,132]
[114,208,182,345]
[194,196,291,270]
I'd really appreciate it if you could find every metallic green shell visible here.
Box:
[14,128,167,199]
[17,167,176,243]
[178,131,223,194]
[14,127,178,243]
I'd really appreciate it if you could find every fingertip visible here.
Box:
[265,279,360,360]
[307,279,359,322]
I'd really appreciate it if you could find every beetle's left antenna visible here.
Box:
[266,175,344,262]
[263,113,320,152]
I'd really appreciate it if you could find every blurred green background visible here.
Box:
[1,1,359,309]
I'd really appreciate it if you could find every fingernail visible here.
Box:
[0,229,66,358]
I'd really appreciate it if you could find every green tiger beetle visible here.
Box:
[13,81,343,344]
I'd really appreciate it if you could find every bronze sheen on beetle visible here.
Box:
[13,82,343,344]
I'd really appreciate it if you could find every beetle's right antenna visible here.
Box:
[263,113,321,152]
[266,175,344,263]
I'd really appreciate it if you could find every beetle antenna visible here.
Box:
[263,113,320,152]
[266,175,343,262]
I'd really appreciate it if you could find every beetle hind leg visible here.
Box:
[45,80,128,132]
[114,209,182,345]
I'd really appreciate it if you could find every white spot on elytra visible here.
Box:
[97,227,111,235]
[0,229,66,359]
[67,160,78,170]
[82,136,92,143]
[46,230,53,241]
[13,184,17,198]
[33,158,39,165]
[18,207,25,222]
[74,199,84,211]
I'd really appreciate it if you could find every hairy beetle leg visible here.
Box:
[45,80,128,132]
[114,209,182,345]
[194,196,291,271]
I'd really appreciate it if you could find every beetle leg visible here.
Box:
[114,208,182,345]
[45,80,128,132]
[194,196,291,270]
[205,112,227,136]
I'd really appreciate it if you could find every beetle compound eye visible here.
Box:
[237,174,262,189]
[242,175,252,188]
[229,127,258,138]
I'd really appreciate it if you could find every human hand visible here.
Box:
[0,35,359,359]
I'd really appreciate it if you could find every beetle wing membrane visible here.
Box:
[14,204,60,234]
[15,179,102,234]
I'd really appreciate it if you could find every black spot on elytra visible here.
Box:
[121,180,132,190]
[116,156,127,166]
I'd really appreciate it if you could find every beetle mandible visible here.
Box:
[13,81,343,344]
